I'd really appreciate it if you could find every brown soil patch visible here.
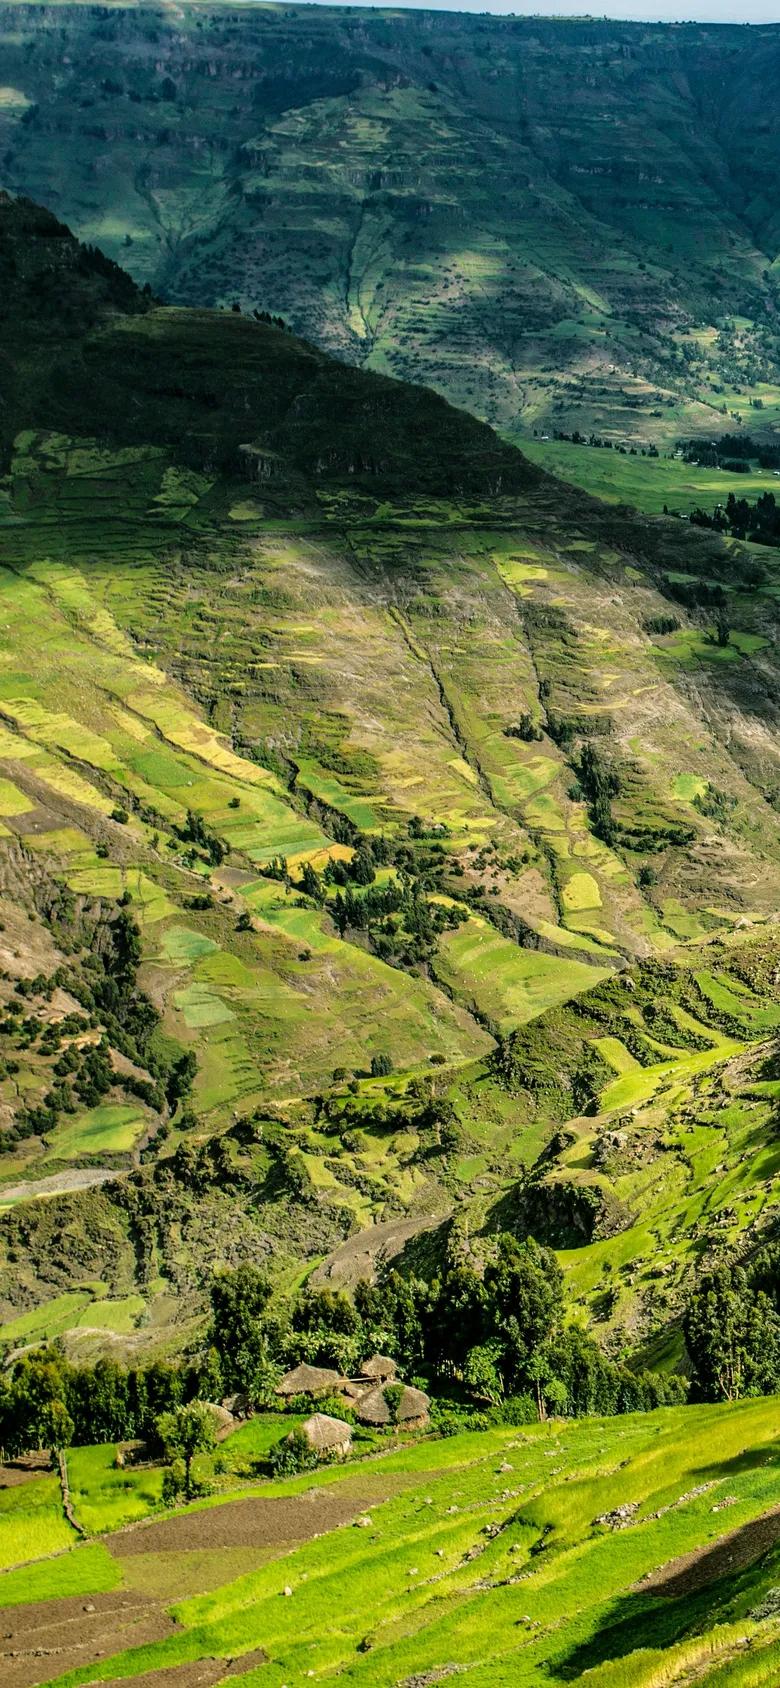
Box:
[0,1455,51,1488]
[641,1503,780,1599]
[88,1650,269,1688]
[106,1486,377,1558]
[0,1590,175,1688]
[311,1214,443,1290]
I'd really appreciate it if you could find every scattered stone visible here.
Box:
[594,1502,640,1531]
[751,1587,780,1621]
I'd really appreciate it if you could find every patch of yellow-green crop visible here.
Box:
[435,914,612,1032]
[562,871,602,912]
[45,1102,148,1160]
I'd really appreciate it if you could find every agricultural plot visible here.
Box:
[4,1401,780,1685]
[435,915,611,1034]
[0,1475,75,1570]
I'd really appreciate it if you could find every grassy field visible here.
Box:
[4,1400,780,1684]
[0,1475,75,1570]
[521,438,780,517]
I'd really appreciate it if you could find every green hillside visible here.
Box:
[3,91,780,1678]
[1,192,780,1365]
[4,8,780,445]
[4,1400,780,1687]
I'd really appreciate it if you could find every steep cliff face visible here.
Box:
[2,8,780,441]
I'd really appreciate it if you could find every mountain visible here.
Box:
[0,192,779,1365]
[3,8,780,446]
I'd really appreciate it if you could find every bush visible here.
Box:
[268,1426,319,1477]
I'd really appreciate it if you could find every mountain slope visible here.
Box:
[1,195,780,1361]
[3,9,780,443]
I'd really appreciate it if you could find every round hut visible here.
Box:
[296,1413,352,1460]
[359,1354,398,1384]
[275,1362,344,1399]
[356,1384,430,1430]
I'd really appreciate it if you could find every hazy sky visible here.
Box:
[304,2,778,18]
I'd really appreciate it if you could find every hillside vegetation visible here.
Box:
[1,194,780,1364]
[4,8,780,444]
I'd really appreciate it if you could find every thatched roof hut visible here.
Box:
[359,1354,398,1383]
[275,1362,344,1398]
[356,1384,430,1429]
[297,1413,352,1458]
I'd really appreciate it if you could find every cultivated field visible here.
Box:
[3,1400,780,1685]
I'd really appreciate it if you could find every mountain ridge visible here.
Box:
[4,7,780,444]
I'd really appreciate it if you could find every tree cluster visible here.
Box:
[0,905,195,1153]
[684,1252,780,1402]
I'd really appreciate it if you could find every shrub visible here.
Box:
[268,1427,319,1477]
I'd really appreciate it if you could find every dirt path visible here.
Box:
[0,1590,175,1688]
[0,1167,120,1204]
[640,1503,780,1598]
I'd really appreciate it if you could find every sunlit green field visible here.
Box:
[4,1399,780,1686]
[521,437,780,517]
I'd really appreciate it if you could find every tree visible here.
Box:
[463,1342,504,1405]
[209,1264,276,1399]
[166,1050,197,1111]
[383,1382,405,1426]
[482,1236,564,1398]
[684,1263,780,1401]
[0,1352,74,1454]
[300,862,324,902]
[269,1425,318,1477]
[155,1401,217,1501]
[351,846,376,886]
[715,610,730,647]
[290,1287,362,1373]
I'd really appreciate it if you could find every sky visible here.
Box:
[304,2,778,18]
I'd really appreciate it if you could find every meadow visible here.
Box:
[3,1400,780,1685]
[521,438,780,517]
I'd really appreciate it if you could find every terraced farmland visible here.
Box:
[4,1400,780,1685]
[6,8,780,447]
